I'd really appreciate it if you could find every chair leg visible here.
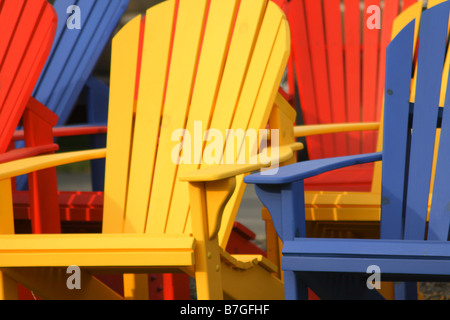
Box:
[194,237,223,300]
[394,282,418,300]
[123,274,150,300]
[0,271,18,300]
[284,271,308,300]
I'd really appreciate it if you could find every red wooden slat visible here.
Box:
[402,0,417,11]
[0,0,25,69]
[13,126,108,141]
[0,0,27,118]
[0,1,56,152]
[323,0,348,157]
[344,0,362,155]
[0,144,58,164]
[289,0,322,160]
[304,0,335,158]
[361,0,381,154]
[304,164,374,191]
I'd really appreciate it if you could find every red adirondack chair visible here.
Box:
[0,0,58,300]
[0,0,59,233]
[273,0,419,191]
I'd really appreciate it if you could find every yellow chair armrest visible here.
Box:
[0,148,106,181]
[294,122,380,138]
[179,143,302,182]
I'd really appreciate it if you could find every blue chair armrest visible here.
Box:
[244,152,382,185]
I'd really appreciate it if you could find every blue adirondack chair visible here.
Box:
[245,1,450,300]
[16,0,129,191]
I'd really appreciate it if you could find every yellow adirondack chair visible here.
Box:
[0,0,301,300]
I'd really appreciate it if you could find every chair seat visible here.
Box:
[0,234,195,269]
[282,238,450,277]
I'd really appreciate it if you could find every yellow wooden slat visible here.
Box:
[180,144,300,182]
[0,234,195,250]
[0,149,106,181]
[183,0,269,235]
[103,15,142,234]
[125,1,176,234]
[0,234,195,267]
[0,252,194,268]
[428,0,450,107]
[146,0,209,234]
[165,0,240,234]
[220,2,290,246]
[294,122,380,137]
[0,179,14,235]
[203,0,269,166]
[233,2,288,140]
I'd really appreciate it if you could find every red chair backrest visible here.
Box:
[276,0,418,160]
[0,0,57,153]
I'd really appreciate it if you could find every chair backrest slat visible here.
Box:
[324,0,347,157]
[361,0,381,155]
[403,4,448,240]
[428,78,450,241]
[380,19,415,240]
[0,0,56,153]
[102,15,141,234]
[343,0,362,156]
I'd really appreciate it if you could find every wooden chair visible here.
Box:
[0,0,301,300]
[245,0,450,300]
[0,0,58,299]
[12,0,281,300]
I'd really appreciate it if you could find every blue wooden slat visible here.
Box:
[379,19,415,240]
[50,1,126,124]
[45,0,109,121]
[283,238,450,258]
[282,256,450,276]
[32,0,80,96]
[428,51,450,241]
[33,0,96,107]
[403,2,450,240]
[33,0,128,125]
